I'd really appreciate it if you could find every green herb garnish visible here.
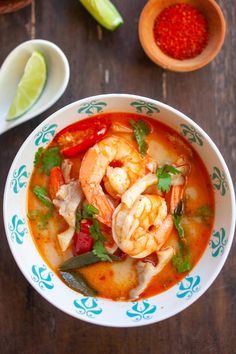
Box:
[172,240,191,273]
[82,204,111,262]
[172,201,184,238]
[75,209,82,232]
[195,205,213,223]
[33,186,53,208]
[89,219,106,242]
[172,255,191,273]
[34,147,44,166]
[156,165,181,192]
[130,119,151,158]
[93,241,112,262]
[27,209,52,230]
[42,146,62,176]
[173,215,185,238]
[82,204,99,219]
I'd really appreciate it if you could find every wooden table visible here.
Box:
[0,1,235,353]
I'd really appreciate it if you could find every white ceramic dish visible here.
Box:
[0,39,70,135]
[3,94,235,327]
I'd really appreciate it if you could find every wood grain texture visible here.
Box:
[0,1,235,353]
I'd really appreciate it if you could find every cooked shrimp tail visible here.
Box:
[79,136,147,226]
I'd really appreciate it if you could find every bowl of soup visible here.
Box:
[3,94,235,327]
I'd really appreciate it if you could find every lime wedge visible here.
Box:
[80,0,123,31]
[7,51,47,121]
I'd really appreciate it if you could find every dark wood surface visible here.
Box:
[0,1,235,353]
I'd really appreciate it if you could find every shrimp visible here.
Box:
[169,156,191,213]
[79,136,147,226]
[112,194,173,258]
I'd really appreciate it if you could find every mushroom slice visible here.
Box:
[57,227,75,252]
[53,180,83,251]
[53,181,83,227]
[129,247,174,300]
[61,159,73,183]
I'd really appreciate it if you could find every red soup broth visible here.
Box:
[27,113,214,301]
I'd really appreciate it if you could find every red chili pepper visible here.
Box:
[48,166,65,200]
[56,118,110,158]
[73,220,93,256]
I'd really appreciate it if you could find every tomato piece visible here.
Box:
[55,118,110,157]
[109,160,123,168]
[48,166,65,200]
[73,220,93,256]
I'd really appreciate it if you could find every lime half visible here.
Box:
[7,51,47,121]
[80,0,123,31]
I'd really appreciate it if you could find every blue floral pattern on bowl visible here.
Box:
[180,124,203,146]
[74,297,102,318]
[77,100,107,115]
[31,264,54,290]
[130,100,160,115]
[126,300,157,322]
[211,167,228,196]
[177,275,201,299]
[8,214,27,244]
[209,228,227,257]
[3,94,235,327]
[34,124,58,146]
[10,165,29,193]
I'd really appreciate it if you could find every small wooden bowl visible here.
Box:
[139,0,226,72]
[0,0,31,14]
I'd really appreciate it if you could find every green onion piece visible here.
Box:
[60,271,97,296]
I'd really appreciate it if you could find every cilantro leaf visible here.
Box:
[33,186,53,208]
[130,119,151,158]
[42,147,62,176]
[172,201,185,238]
[92,241,112,262]
[156,165,181,192]
[172,240,191,273]
[34,147,44,166]
[82,204,99,219]
[82,204,110,261]
[89,219,106,242]
[27,209,52,230]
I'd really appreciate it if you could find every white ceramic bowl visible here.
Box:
[3,94,235,327]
